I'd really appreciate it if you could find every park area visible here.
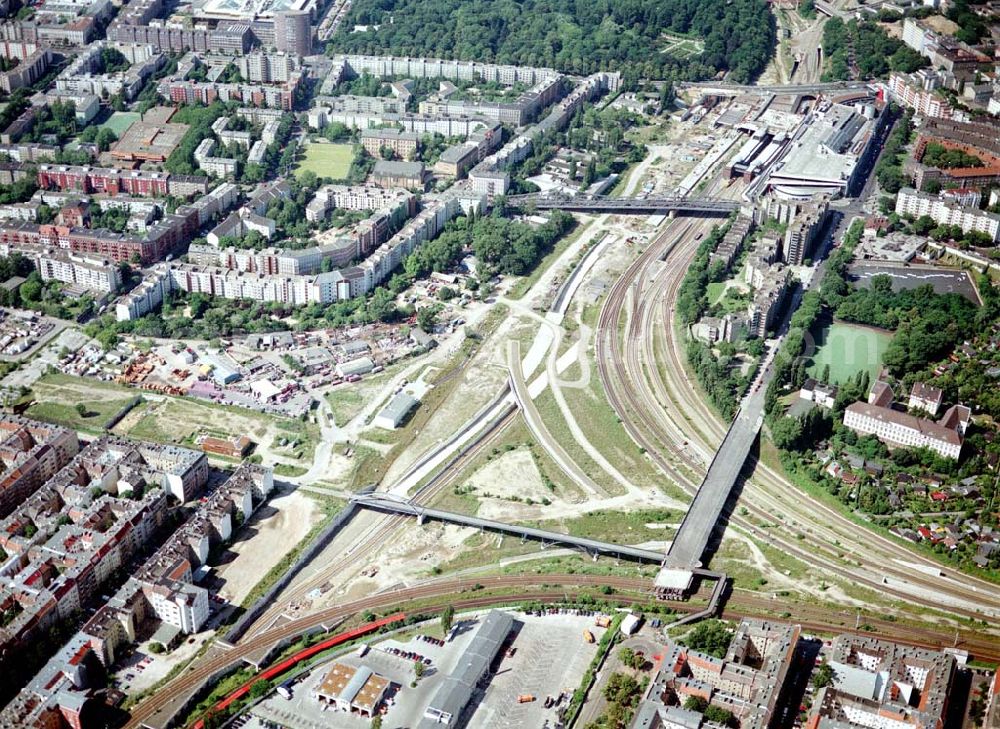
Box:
[807,321,892,383]
[295,141,354,180]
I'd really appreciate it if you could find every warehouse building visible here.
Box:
[420,610,514,727]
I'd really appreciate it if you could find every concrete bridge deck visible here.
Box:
[504,194,740,215]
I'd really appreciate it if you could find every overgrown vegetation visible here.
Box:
[821,18,926,81]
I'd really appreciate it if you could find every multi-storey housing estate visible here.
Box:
[0,42,51,93]
[118,189,484,318]
[806,635,955,729]
[417,75,564,126]
[0,180,236,265]
[887,71,959,120]
[55,41,164,101]
[635,620,800,729]
[34,250,123,293]
[895,187,1000,242]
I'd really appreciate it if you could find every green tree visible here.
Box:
[440,604,454,636]
[682,620,732,658]
[684,696,708,712]
[813,661,835,688]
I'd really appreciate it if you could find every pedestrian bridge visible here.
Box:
[351,492,666,562]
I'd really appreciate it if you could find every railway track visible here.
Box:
[593,200,1000,620]
[242,406,518,639]
[125,572,1000,728]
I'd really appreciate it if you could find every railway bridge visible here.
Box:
[503,194,740,216]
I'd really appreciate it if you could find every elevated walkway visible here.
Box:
[351,492,666,562]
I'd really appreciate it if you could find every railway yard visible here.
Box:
[117,109,1000,729]
[1,2,999,724]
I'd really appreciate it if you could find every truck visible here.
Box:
[594,616,611,628]
[277,680,294,700]
[583,630,595,644]
[517,695,535,704]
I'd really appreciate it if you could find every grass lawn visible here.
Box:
[807,321,892,384]
[295,142,354,180]
[99,112,140,137]
[26,396,136,433]
[26,373,319,459]
[707,282,726,305]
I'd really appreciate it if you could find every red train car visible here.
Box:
[191,612,406,728]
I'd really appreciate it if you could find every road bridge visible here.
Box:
[351,492,667,562]
[504,194,739,216]
[676,80,872,96]
[656,387,766,597]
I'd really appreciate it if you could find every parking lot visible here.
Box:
[249,610,607,729]
[471,612,604,728]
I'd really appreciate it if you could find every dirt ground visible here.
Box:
[211,489,324,604]
[308,518,478,609]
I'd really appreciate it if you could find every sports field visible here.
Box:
[808,321,892,383]
[100,112,140,136]
[295,142,354,180]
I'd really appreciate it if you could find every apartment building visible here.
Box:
[305,184,416,222]
[0,45,51,93]
[747,266,790,338]
[888,71,958,120]
[361,128,420,160]
[371,160,427,190]
[710,215,754,271]
[237,51,299,83]
[108,18,252,55]
[36,164,208,198]
[55,41,164,101]
[194,138,238,178]
[159,74,301,110]
[34,250,123,293]
[212,117,253,149]
[330,54,559,87]
[0,416,78,519]
[806,634,955,729]
[0,463,274,729]
[635,620,800,729]
[896,187,1000,242]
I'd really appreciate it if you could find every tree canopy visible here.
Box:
[329,0,776,83]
